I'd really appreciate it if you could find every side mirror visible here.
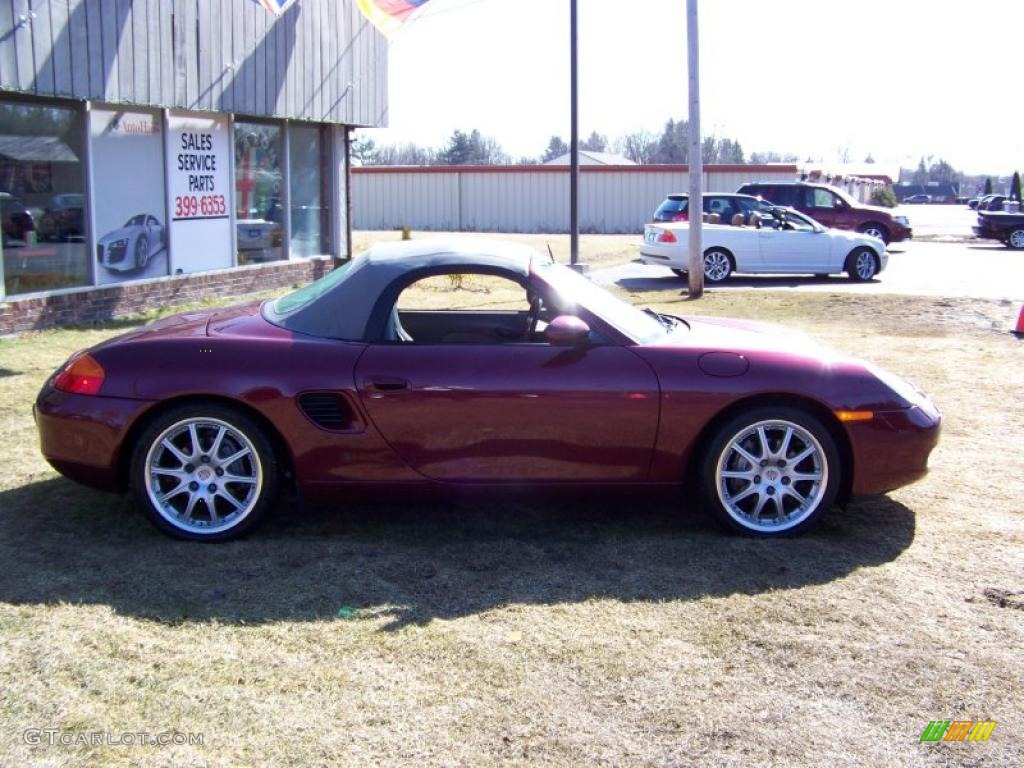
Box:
[546,315,591,346]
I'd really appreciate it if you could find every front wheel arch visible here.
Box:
[116,394,295,493]
[683,394,854,507]
[857,222,890,243]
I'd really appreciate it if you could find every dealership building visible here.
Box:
[0,0,385,332]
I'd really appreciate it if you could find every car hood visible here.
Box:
[858,203,896,219]
[97,226,137,245]
[652,315,855,366]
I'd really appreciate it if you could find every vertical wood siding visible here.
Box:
[0,0,386,126]
[353,167,800,234]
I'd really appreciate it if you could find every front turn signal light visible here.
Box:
[835,410,874,422]
[53,353,106,395]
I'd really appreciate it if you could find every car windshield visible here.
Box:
[532,262,668,344]
[782,209,823,232]
[125,214,146,226]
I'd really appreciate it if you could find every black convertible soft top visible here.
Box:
[263,239,539,341]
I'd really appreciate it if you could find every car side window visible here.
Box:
[396,273,530,312]
[389,273,545,345]
[807,188,837,209]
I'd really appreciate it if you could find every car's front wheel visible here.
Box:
[846,247,879,282]
[703,248,734,283]
[135,235,150,269]
[857,222,890,243]
[1007,229,1024,249]
[700,406,841,536]
[130,404,279,541]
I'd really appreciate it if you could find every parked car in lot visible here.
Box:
[978,195,1008,212]
[903,194,931,205]
[972,210,1024,248]
[967,197,982,210]
[35,239,939,540]
[641,207,888,283]
[37,193,85,241]
[653,193,773,225]
[736,181,912,244]
[0,192,35,245]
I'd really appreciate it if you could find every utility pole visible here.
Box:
[686,0,703,297]
[569,0,580,267]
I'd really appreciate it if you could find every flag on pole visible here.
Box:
[251,0,298,15]
[357,0,432,38]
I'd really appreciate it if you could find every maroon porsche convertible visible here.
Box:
[35,240,940,541]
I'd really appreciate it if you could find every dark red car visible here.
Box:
[737,181,912,244]
[35,241,940,541]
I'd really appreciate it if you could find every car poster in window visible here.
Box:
[89,107,168,285]
[165,111,232,274]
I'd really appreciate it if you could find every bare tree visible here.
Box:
[615,131,657,164]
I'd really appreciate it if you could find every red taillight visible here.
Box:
[671,213,688,222]
[53,353,105,395]
[659,230,678,243]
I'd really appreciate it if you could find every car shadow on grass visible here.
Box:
[0,479,915,630]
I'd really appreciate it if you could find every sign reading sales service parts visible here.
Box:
[164,111,232,274]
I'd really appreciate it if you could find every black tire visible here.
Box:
[1007,229,1024,249]
[702,248,734,283]
[134,235,150,269]
[671,268,687,278]
[130,403,279,541]
[699,406,841,537]
[845,247,879,282]
[857,222,890,244]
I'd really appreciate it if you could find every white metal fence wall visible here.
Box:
[353,165,800,234]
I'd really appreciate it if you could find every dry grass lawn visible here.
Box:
[0,269,1022,766]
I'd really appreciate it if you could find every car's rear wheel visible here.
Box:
[130,404,279,541]
[846,247,879,282]
[1008,229,1024,249]
[700,406,840,536]
[857,222,890,243]
[703,248,734,283]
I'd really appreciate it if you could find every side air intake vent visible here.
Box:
[298,392,356,431]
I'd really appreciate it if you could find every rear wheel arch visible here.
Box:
[116,394,295,492]
[683,393,854,505]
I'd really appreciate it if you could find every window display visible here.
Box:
[0,101,88,295]
[234,121,284,264]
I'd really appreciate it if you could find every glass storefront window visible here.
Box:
[0,101,87,295]
[234,121,284,264]
[288,124,331,257]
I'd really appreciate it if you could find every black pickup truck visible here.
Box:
[972,211,1024,248]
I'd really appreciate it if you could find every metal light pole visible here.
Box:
[686,0,703,297]
[569,0,579,266]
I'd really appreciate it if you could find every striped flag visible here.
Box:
[251,0,298,14]
[357,0,432,37]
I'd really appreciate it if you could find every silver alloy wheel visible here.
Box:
[854,250,877,280]
[863,226,885,241]
[714,419,828,533]
[703,250,732,282]
[144,417,263,536]
[1010,229,1024,248]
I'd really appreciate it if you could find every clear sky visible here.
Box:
[357,0,1024,175]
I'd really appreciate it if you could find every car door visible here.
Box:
[354,271,660,482]
[756,212,831,273]
[802,187,846,230]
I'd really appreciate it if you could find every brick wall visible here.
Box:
[0,258,336,335]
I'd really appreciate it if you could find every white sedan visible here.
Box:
[639,208,888,283]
